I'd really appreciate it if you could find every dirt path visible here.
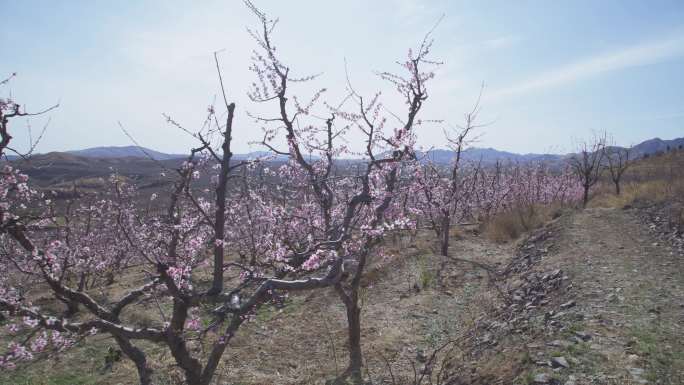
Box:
[531,207,684,384]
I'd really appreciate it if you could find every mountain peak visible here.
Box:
[67,146,185,160]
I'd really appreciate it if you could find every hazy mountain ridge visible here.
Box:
[10,151,183,187]
[6,137,682,187]
[629,137,684,157]
[420,136,683,164]
[66,146,186,160]
[67,147,289,161]
[41,136,684,164]
[418,148,569,165]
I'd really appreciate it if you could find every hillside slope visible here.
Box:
[67,146,185,160]
[501,207,684,384]
[9,152,183,187]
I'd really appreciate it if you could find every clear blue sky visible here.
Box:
[2,0,683,155]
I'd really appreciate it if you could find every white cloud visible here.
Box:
[654,111,684,120]
[488,34,684,101]
[394,0,429,20]
[482,35,520,49]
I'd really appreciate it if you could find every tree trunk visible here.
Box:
[440,215,450,257]
[614,180,621,195]
[334,286,364,385]
[343,296,363,384]
[62,299,79,318]
[583,185,590,207]
[211,102,235,295]
[115,336,153,385]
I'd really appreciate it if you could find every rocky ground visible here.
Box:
[478,206,684,385]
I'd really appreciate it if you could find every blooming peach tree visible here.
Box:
[0,3,441,385]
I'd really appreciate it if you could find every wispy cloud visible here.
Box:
[488,34,684,100]
[393,0,428,19]
[391,0,441,26]
[482,35,521,49]
[643,111,684,121]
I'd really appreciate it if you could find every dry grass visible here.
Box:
[590,179,684,209]
[482,204,562,243]
[594,149,684,207]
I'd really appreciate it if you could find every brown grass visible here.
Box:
[590,179,684,209]
[590,148,684,209]
[482,204,562,243]
[589,180,673,208]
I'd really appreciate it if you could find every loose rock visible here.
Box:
[534,373,551,383]
[574,331,591,341]
[551,356,570,368]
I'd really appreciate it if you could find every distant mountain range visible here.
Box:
[15,136,684,164]
[66,146,185,160]
[421,137,684,164]
[419,148,568,165]
[65,146,288,162]
[6,148,288,187]
[52,136,684,164]
[6,137,682,187]
[627,137,684,158]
